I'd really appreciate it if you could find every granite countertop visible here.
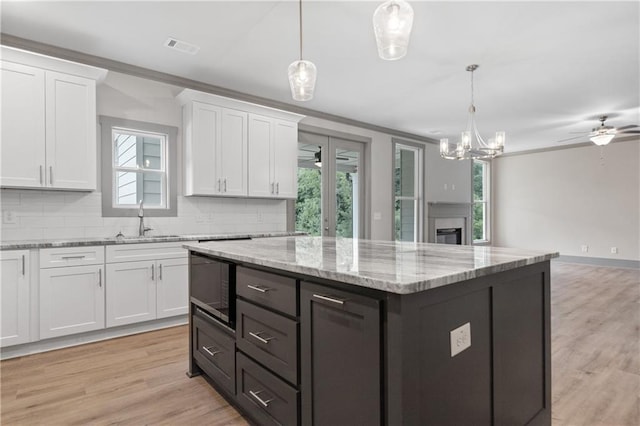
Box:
[0,231,304,250]
[184,236,559,295]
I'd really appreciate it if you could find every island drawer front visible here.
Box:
[40,246,105,268]
[236,352,299,426]
[236,299,298,385]
[193,313,236,395]
[236,266,297,316]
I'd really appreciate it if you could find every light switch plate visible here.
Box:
[450,322,471,357]
[2,210,17,224]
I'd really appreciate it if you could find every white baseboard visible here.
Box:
[0,315,188,360]
[554,255,640,270]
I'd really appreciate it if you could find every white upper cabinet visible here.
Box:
[247,115,299,199]
[0,62,46,188]
[0,47,106,191]
[178,89,303,198]
[272,119,299,198]
[220,108,248,196]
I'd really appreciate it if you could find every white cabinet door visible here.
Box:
[0,250,30,347]
[185,101,221,195]
[45,71,97,190]
[248,114,274,197]
[0,61,46,188]
[40,265,104,339]
[106,261,156,327]
[220,108,248,196]
[273,119,299,199]
[156,258,189,319]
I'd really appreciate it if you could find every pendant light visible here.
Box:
[373,0,414,60]
[288,0,317,101]
[440,65,505,160]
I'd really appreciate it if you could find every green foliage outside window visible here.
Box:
[473,161,487,241]
[295,168,354,237]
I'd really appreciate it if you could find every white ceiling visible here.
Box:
[2,1,638,152]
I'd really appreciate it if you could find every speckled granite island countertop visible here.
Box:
[0,231,304,250]
[183,236,559,295]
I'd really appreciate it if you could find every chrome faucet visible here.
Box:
[138,200,152,237]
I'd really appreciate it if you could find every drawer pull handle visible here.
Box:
[247,284,271,293]
[249,390,273,407]
[313,294,347,305]
[249,331,274,344]
[202,346,222,357]
[21,255,26,276]
[98,268,102,287]
[61,255,86,260]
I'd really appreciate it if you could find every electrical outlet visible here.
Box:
[373,212,382,220]
[451,184,456,191]
[444,183,448,191]
[581,245,589,253]
[2,210,17,224]
[611,247,618,254]
[450,322,471,357]
[257,212,264,223]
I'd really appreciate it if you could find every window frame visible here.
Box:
[100,116,177,217]
[392,139,425,242]
[473,159,491,244]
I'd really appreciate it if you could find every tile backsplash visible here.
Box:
[0,189,287,241]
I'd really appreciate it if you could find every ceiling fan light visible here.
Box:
[373,0,414,60]
[590,133,615,146]
[288,59,317,101]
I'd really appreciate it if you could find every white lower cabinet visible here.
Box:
[156,257,189,319]
[106,260,156,327]
[0,250,30,347]
[39,264,105,339]
[105,243,188,327]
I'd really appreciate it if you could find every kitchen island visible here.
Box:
[184,236,558,426]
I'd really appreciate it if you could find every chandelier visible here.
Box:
[440,65,505,160]
[288,0,317,101]
[372,0,414,61]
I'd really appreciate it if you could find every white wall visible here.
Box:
[0,71,286,241]
[425,143,472,203]
[493,141,640,260]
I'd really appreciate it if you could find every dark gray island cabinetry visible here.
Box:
[184,236,558,426]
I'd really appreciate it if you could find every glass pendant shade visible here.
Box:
[373,0,414,60]
[590,133,615,146]
[288,59,317,101]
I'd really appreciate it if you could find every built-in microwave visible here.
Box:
[189,252,236,329]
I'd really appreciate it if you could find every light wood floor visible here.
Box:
[1,262,638,425]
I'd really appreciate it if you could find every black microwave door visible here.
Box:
[190,254,230,321]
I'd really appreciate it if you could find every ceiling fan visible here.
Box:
[557,115,640,146]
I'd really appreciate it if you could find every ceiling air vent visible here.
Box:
[164,37,200,55]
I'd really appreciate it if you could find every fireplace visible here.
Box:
[437,228,462,245]
[427,203,472,245]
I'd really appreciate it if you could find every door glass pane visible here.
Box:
[335,148,359,238]
[296,144,323,236]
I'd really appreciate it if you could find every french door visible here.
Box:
[297,131,365,238]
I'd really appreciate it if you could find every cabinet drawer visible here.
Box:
[106,242,187,263]
[236,352,299,426]
[40,245,104,268]
[237,299,298,384]
[193,312,236,395]
[237,266,297,316]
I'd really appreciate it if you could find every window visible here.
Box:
[473,160,490,242]
[100,116,177,217]
[394,141,424,242]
